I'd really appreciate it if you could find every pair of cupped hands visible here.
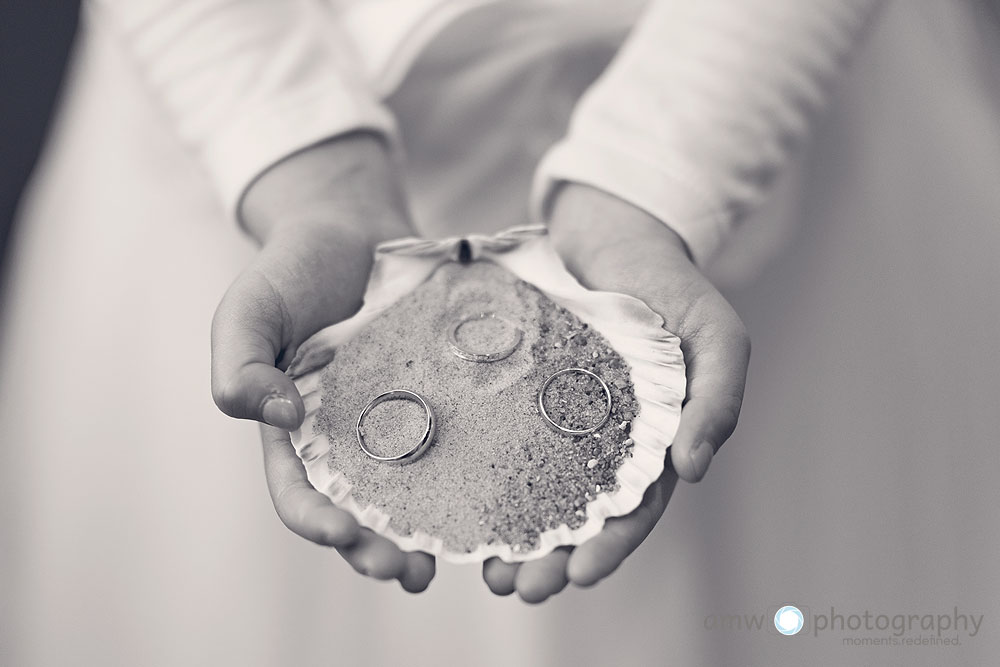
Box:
[211,133,750,603]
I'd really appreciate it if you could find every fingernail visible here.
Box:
[688,440,714,481]
[262,396,298,430]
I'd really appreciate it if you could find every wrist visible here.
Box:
[239,132,412,247]
[548,182,693,266]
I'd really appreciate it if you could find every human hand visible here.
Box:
[481,183,750,601]
[211,133,435,591]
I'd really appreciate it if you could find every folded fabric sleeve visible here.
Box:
[93,0,398,223]
[533,0,884,264]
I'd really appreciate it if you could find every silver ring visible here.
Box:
[356,390,436,465]
[537,368,613,435]
[447,312,523,363]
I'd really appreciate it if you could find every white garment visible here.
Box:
[533,0,882,263]
[93,0,880,261]
[6,2,1000,665]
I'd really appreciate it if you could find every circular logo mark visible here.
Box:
[774,605,804,636]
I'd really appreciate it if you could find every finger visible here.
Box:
[212,270,304,430]
[336,529,408,581]
[567,469,677,587]
[514,547,572,604]
[670,297,751,482]
[261,425,360,546]
[670,400,732,482]
[398,551,436,593]
[263,423,412,580]
[482,558,519,596]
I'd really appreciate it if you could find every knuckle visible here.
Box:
[736,324,751,361]
[706,395,745,447]
[211,375,244,418]
[720,310,751,365]
[725,309,750,346]
[722,400,744,434]
[273,481,310,528]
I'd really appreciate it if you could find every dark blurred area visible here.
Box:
[0,1,80,271]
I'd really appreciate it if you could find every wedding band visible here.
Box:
[537,368,613,435]
[447,312,523,363]
[356,390,436,465]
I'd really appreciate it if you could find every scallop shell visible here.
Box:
[287,226,685,563]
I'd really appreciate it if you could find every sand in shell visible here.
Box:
[314,261,638,554]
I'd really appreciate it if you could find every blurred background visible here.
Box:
[2,1,999,665]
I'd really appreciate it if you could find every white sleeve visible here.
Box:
[532,0,884,265]
[92,0,397,222]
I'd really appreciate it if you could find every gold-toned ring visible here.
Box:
[356,390,436,465]
[537,367,613,435]
[447,312,523,363]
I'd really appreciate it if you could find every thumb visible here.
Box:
[211,270,304,431]
[668,306,750,482]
